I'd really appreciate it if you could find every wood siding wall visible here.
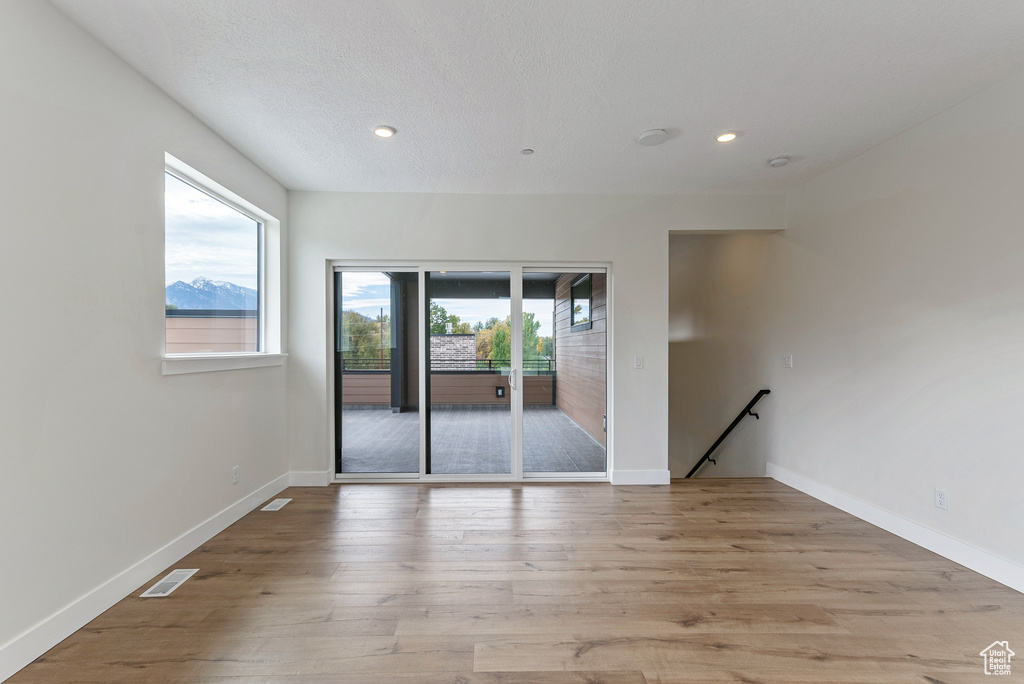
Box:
[430,374,551,406]
[341,373,552,406]
[165,317,257,354]
[553,273,607,445]
[340,373,391,405]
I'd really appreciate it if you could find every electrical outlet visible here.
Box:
[934,488,948,510]
[232,466,240,485]
[783,355,793,368]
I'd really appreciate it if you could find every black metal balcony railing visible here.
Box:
[431,358,553,372]
[339,358,554,373]
[339,358,392,371]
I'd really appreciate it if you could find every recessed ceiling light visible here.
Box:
[638,129,668,146]
[373,126,396,138]
[768,156,790,167]
[520,148,534,155]
[716,132,737,143]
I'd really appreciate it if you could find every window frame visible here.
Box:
[161,153,284,375]
[569,273,592,332]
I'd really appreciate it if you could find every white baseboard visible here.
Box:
[290,470,333,486]
[0,472,291,683]
[610,469,671,485]
[767,462,1024,594]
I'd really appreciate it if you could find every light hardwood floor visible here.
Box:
[11,479,1024,683]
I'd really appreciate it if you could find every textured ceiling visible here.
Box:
[50,0,1024,194]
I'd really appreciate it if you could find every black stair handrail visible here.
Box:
[684,389,771,478]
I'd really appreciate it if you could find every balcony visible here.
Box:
[340,358,555,407]
[165,309,257,354]
[339,356,605,474]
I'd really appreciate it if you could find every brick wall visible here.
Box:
[430,334,476,369]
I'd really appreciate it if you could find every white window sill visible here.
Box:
[162,353,287,376]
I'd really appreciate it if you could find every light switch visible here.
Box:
[634,355,644,369]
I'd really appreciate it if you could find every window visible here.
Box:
[165,171,261,353]
[162,154,282,374]
[570,274,592,331]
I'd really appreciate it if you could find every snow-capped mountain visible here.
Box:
[165,277,257,310]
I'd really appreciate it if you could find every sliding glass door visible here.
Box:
[334,264,607,480]
[424,270,513,475]
[334,269,418,475]
[521,271,607,475]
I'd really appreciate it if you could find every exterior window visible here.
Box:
[570,274,592,331]
[164,171,261,353]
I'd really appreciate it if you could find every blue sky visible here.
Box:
[165,173,259,289]
[341,272,554,338]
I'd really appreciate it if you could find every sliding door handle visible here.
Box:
[509,368,517,391]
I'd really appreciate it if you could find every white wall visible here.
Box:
[0,0,289,673]
[768,69,1024,570]
[287,193,784,482]
[668,232,776,478]
[667,70,1024,574]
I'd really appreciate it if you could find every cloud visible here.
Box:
[165,173,259,289]
[344,298,393,313]
[339,272,392,299]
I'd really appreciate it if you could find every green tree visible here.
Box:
[477,314,543,362]
[490,323,510,361]
[476,327,495,359]
[537,337,553,358]
[430,302,471,334]
[340,310,390,368]
[429,302,450,334]
[448,316,472,334]
[522,312,541,360]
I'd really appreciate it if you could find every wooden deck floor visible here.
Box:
[11,479,1024,683]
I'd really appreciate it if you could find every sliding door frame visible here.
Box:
[521,266,610,481]
[329,260,612,483]
[330,264,420,480]
[419,263,519,482]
